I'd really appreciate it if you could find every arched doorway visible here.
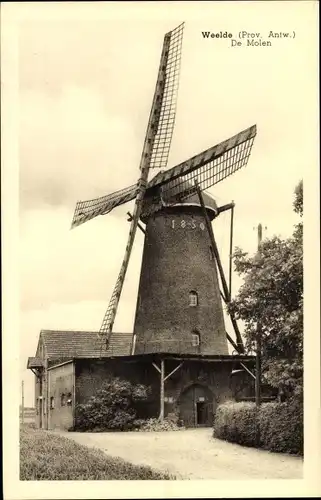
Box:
[178,384,215,427]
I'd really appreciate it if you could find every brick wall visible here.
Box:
[48,361,74,430]
[134,207,228,355]
[34,375,41,428]
[34,338,48,429]
[32,356,253,430]
[34,371,49,429]
[161,359,234,426]
[74,357,246,427]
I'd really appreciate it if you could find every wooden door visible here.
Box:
[179,384,214,427]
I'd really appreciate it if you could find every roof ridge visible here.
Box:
[41,329,133,334]
[41,329,99,334]
[37,330,133,358]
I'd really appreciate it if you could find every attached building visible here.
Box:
[28,189,258,431]
[28,329,255,430]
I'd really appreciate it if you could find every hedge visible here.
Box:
[213,399,303,455]
[258,399,303,454]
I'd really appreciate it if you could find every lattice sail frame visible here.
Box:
[149,23,184,169]
[149,125,257,210]
[71,23,184,231]
[71,124,256,228]
[98,23,185,346]
[71,184,138,229]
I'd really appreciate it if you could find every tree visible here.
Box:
[293,179,303,216]
[229,181,303,399]
[293,179,303,242]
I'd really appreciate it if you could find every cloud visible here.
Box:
[20,205,144,311]
[19,86,139,211]
[18,17,179,213]
[19,14,308,216]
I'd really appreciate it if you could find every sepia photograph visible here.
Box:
[1,1,320,498]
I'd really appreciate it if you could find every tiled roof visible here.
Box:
[40,330,133,359]
[27,357,44,369]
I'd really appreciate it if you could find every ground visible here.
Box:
[20,426,171,480]
[56,428,303,480]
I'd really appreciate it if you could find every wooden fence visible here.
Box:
[20,407,36,423]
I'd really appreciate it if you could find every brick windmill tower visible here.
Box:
[71,23,257,426]
[133,187,228,356]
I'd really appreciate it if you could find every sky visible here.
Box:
[3,2,317,406]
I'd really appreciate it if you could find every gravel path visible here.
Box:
[57,428,303,480]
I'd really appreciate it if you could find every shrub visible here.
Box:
[20,426,173,480]
[74,377,150,432]
[258,398,303,454]
[213,398,303,455]
[214,401,257,447]
[133,417,184,432]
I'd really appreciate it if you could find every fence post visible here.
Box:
[21,380,24,425]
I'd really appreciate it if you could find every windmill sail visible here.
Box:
[149,23,184,169]
[141,125,256,216]
[71,184,138,229]
[151,125,256,211]
[99,23,185,344]
[71,124,256,228]
[149,125,257,196]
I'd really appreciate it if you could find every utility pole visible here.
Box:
[21,380,25,425]
[255,223,265,445]
[255,224,262,409]
[228,202,235,300]
[159,359,165,421]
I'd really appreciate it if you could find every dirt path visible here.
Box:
[57,428,303,480]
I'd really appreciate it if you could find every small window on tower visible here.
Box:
[189,291,198,307]
[50,397,55,410]
[192,330,200,346]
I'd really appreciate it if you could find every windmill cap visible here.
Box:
[142,177,219,220]
[165,189,219,218]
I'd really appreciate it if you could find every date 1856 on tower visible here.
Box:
[171,218,205,231]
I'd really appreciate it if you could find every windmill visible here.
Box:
[71,23,257,358]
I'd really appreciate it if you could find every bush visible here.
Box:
[214,401,257,447]
[134,417,184,432]
[213,399,303,455]
[20,426,173,480]
[74,377,150,432]
[258,398,303,454]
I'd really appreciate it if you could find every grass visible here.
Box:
[20,425,174,480]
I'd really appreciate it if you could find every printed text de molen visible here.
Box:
[201,31,295,47]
